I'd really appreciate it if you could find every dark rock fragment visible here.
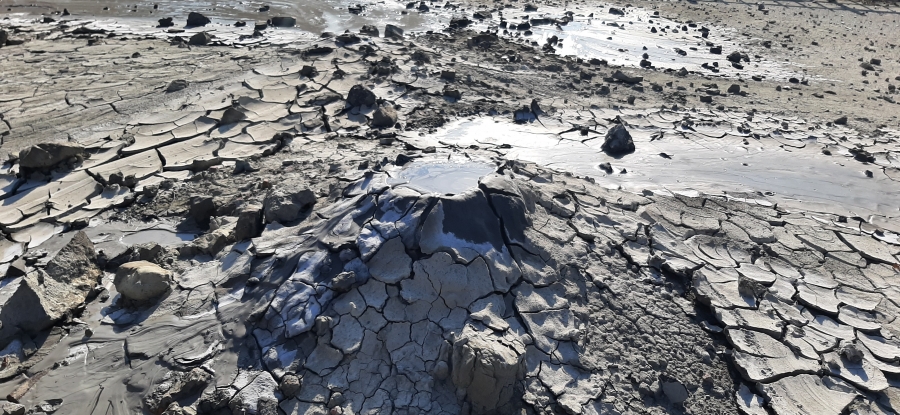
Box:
[236,203,264,240]
[158,17,174,27]
[598,162,613,173]
[372,105,398,128]
[336,32,360,44]
[839,341,864,364]
[304,45,333,55]
[263,189,316,224]
[189,195,216,228]
[270,16,296,27]
[188,32,212,46]
[662,379,689,404]
[726,51,749,63]
[443,86,462,100]
[450,17,472,28]
[385,24,404,39]
[0,232,100,345]
[612,70,643,84]
[360,24,379,36]
[347,85,377,107]
[165,79,189,93]
[601,124,635,156]
[186,12,211,27]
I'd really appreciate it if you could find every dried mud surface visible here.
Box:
[0,0,899,414]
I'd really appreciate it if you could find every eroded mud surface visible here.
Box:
[0,0,899,414]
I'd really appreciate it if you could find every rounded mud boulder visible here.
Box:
[451,330,525,414]
[114,261,173,301]
[18,142,85,170]
[372,105,398,128]
[263,188,317,224]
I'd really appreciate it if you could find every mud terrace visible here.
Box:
[0,1,899,414]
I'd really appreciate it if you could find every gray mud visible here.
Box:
[0,1,898,414]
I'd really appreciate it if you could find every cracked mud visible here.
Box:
[0,0,899,414]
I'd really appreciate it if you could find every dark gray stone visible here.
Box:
[270,16,296,27]
[187,12,211,27]
[188,32,212,46]
[360,24,379,37]
[165,80,189,93]
[385,24,404,39]
[347,85,377,107]
[372,105,398,128]
[601,124,635,156]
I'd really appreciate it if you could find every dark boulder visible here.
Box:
[347,85,377,107]
[360,24,379,36]
[601,124,635,156]
[188,32,212,45]
[270,16,296,27]
[186,12,211,27]
[385,24,404,39]
[726,51,749,63]
[372,105,399,128]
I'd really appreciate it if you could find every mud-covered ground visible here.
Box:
[0,0,899,414]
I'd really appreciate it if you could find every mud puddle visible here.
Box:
[409,116,900,217]
[386,160,496,195]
